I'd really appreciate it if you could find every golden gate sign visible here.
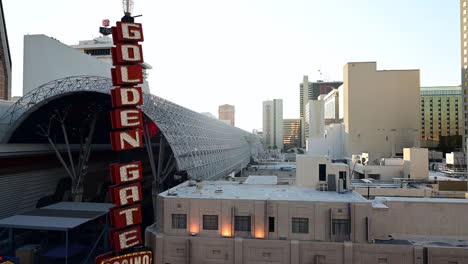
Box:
[97,20,152,263]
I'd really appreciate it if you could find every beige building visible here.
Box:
[219,104,235,126]
[146,178,468,264]
[461,0,468,146]
[344,62,420,159]
[296,155,349,191]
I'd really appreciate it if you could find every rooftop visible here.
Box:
[160,181,367,202]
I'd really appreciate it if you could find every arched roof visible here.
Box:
[0,76,261,180]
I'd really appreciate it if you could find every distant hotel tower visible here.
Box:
[218,104,235,126]
[461,0,468,147]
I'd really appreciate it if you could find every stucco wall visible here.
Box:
[343,62,420,159]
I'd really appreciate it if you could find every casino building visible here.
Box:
[0,29,260,261]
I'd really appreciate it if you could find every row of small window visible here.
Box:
[172,214,309,234]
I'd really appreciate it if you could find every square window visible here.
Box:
[235,216,251,232]
[172,214,187,229]
[203,215,219,230]
[292,217,309,234]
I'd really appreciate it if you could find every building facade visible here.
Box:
[146,178,468,264]
[304,100,325,140]
[323,88,341,124]
[23,35,152,95]
[0,0,11,100]
[461,0,468,147]
[283,118,301,149]
[299,76,342,147]
[263,99,283,149]
[420,86,462,145]
[343,62,420,158]
[70,36,114,64]
[218,104,235,126]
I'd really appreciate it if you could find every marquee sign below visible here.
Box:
[97,251,152,264]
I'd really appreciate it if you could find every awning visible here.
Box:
[0,202,112,231]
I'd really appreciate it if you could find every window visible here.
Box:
[332,219,350,242]
[292,217,309,234]
[319,164,326,181]
[84,48,111,56]
[268,217,275,232]
[234,216,251,232]
[203,215,218,230]
[172,214,187,229]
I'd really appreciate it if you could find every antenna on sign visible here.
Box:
[123,0,134,16]
[121,0,142,22]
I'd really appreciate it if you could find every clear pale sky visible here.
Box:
[3,0,460,132]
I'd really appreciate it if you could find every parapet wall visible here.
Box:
[145,231,468,264]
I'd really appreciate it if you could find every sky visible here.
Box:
[2,0,461,132]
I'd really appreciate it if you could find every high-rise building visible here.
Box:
[323,88,341,124]
[283,119,301,149]
[263,99,283,149]
[70,36,114,64]
[420,86,462,145]
[461,0,468,147]
[0,0,11,100]
[218,104,235,126]
[343,62,420,158]
[300,76,342,147]
[305,100,325,139]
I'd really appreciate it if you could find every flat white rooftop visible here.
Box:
[160,181,368,202]
[244,175,277,185]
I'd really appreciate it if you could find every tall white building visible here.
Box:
[263,99,283,149]
[305,100,325,139]
[23,34,151,96]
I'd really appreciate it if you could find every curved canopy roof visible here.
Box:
[0,76,261,180]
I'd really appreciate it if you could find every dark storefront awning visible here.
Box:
[0,202,112,231]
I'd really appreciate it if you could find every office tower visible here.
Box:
[283,119,301,149]
[218,104,235,126]
[263,99,283,149]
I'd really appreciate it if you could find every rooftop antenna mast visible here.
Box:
[318,69,323,81]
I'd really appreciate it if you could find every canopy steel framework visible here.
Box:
[0,76,261,181]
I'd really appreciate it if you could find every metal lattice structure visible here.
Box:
[0,76,262,180]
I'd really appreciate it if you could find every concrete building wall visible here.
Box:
[343,62,420,159]
[305,100,325,139]
[370,200,468,240]
[148,188,468,264]
[351,161,404,181]
[146,234,468,264]
[403,148,429,179]
[306,123,345,159]
[296,155,349,190]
